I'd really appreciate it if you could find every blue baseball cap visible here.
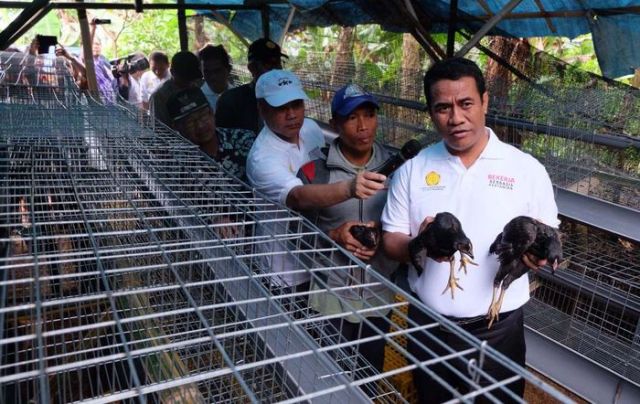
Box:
[331,84,379,117]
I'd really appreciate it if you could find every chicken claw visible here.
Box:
[458,253,478,275]
[442,257,463,299]
[487,286,506,329]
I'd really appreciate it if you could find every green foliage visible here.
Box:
[116,11,181,58]
[1,9,60,47]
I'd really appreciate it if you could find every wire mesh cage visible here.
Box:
[0,51,573,403]
[527,221,640,387]
[0,51,82,107]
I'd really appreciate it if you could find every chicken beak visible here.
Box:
[552,259,559,272]
[465,244,474,259]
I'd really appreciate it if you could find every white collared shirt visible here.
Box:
[127,75,142,106]
[200,81,230,112]
[382,128,559,317]
[247,118,325,205]
[140,70,171,102]
[247,118,325,287]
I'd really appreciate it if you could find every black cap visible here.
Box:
[167,87,210,122]
[247,38,288,63]
[170,51,202,81]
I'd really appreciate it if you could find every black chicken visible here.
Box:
[349,224,380,249]
[408,212,477,299]
[488,216,563,328]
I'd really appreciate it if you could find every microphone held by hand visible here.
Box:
[376,139,422,176]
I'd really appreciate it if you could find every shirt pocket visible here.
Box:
[409,172,456,235]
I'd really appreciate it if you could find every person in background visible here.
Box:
[215,38,286,133]
[89,19,115,103]
[198,44,233,112]
[140,51,171,110]
[55,44,88,90]
[113,53,148,108]
[245,69,325,294]
[381,57,559,402]
[149,51,202,127]
[290,84,393,375]
[166,87,256,180]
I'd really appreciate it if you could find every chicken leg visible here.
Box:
[442,256,463,299]
[458,253,478,275]
[487,285,507,329]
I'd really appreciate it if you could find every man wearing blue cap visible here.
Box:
[246,69,325,291]
[290,84,394,374]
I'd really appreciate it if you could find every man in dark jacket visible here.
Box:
[215,38,286,133]
[150,51,202,126]
[290,84,394,374]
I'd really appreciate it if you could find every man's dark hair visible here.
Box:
[423,57,486,110]
[149,51,169,65]
[198,44,232,70]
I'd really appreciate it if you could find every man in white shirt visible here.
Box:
[198,44,232,111]
[246,70,325,291]
[140,51,171,110]
[381,58,559,402]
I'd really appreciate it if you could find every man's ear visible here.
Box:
[248,61,259,79]
[256,99,266,118]
[329,117,338,132]
[482,91,489,113]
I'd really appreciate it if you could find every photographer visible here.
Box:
[112,53,149,108]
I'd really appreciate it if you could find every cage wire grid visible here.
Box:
[526,222,640,386]
[0,52,572,403]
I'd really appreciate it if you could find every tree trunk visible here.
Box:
[486,36,530,145]
[329,27,355,100]
[396,33,423,145]
[193,15,208,50]
[633,68,640,88]
[56,10,80,46]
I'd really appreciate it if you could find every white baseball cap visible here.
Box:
[255,69,309,107]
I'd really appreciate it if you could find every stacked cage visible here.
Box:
[0,51,571,403]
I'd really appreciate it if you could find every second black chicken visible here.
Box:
[488,216,563,328]
[408,212,477,299]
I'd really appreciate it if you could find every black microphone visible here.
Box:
[376,139,422,176]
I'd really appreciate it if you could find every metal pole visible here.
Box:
[279,5,296,46]
[446,0,458,57]
[76,0,99,96]
[261,5,270,39]
[177,0,188,51]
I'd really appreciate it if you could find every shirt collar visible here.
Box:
[478,128,505,160]
[326,138,378,172]
[431,127,504,160]
[260,124,300,151]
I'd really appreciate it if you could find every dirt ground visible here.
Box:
[524,369,588,404]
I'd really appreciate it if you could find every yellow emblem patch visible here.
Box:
[425,171,440,186]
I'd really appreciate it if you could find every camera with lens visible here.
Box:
[110,54,149,79]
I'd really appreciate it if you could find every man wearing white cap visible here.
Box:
[246,69,325,291]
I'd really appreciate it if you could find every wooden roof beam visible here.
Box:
[533,0,557,33]
[396,0,445,62]
[455,0,523,57]
[0,1,288,11]
[0,0,51,49]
